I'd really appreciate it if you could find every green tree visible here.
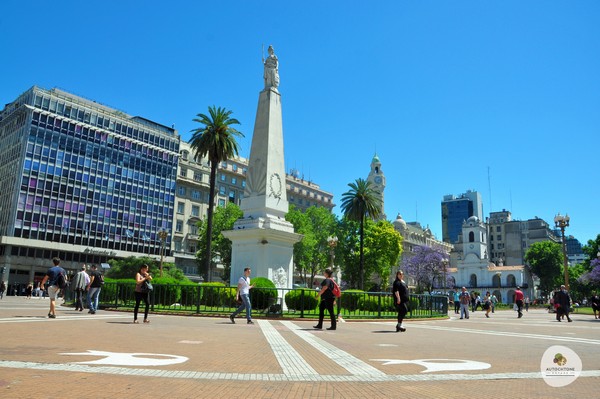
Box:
[106,256,186,281]
[189,106,244,281]
[340,178,381,290]
[286,205,338,286]
[582,234,600,271]
[363,220,403,291]
[525,241,563,295]
[196,203,243,284]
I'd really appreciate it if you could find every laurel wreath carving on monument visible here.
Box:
[269,172,282,199]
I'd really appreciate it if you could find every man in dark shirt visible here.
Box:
[86,265,103,314]
[39,257,66,318]
[554,285,572,322]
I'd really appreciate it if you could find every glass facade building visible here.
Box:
[0,87,178,289]
[441,190,482,244]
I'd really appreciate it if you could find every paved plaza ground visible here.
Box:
[0,295,598,398]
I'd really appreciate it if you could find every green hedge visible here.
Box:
[357,293,395,312]
[340,290,363,311]
[250,277,278,309]
[285,289,319,311]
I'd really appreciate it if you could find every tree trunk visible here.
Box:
[205,160,217,282]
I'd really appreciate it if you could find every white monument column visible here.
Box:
[223,45,302,295]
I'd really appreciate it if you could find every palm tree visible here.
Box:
[189,106,244,281]
[340,178,382,290]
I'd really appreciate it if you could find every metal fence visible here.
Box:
[95,282,448,320]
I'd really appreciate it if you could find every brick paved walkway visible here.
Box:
[0,296,598,398]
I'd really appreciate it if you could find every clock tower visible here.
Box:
[367,153,386,220]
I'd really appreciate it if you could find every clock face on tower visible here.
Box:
[374,176,382,184]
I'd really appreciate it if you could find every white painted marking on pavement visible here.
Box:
[257,319,318,376]
[60,350,188,366]
[371,358,491,373]
[1,360,600,382]
[372,322,600,346]
[280,320,387,378]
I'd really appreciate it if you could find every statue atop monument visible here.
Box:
[263,45,279,90]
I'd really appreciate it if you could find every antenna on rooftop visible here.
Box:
[487,166,492,213]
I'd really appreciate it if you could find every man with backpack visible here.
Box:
[39,257,66,319]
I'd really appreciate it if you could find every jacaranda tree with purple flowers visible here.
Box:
[402,246,449,294]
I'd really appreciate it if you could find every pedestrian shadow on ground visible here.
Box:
[371,330,399,333]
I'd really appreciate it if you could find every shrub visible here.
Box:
[357,293,395,312]
[250,277,278,310]
[285,289,319,311]
[340,290,364,311]
[199,282,229,307]
[151,277,181,306]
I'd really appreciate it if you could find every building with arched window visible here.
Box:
[446,216,537,303]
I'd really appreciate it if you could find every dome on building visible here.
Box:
[393,213,407,230]
[467,216,479,223]
[372,153,380,164]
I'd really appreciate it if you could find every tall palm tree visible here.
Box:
[340,178,381,290]
[189,106,244,281]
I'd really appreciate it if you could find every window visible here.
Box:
[180,167,187,178]
[177,186,186,196]
[193,172,202,182]
[177,202,185,214]
[231,177,237,185]
[174,240,182,251]
[497,235,502,241]
[191,205,200,217]
[220,174,226,181]
[241,180,246,188]
[232,164,238,172]
[176,220,183,232]
[191,190,201,200]
[219,186,226,195]
[496,226,501,232]
[468,232,475,242]
[218,199,225,207]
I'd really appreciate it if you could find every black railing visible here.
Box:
[95,282,448,320]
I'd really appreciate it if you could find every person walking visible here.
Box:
[134,264,152,324]
[554,285,572,322]
[230,267,254,324]
[39,257,66,318]
[392,270,409,332]
[514,286,524,318]
[459,287,470,320]
[314,268,337,331]
[483,291,492,318]
[525,296,530,312]
[0,281,6,299]
[72,265,88,311]
[591,292,600,320]
[86,265,103,314]
[490,293,498,313]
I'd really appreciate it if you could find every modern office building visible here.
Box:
[488,209,559,266]
[441,190,483,244]
[174,141,335,281]
[0,86,178,291]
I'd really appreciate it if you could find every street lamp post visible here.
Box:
[157,228,169,277]
[327,236,338,269]
[554,213,570,290]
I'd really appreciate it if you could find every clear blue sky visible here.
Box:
[2,1,599,244]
